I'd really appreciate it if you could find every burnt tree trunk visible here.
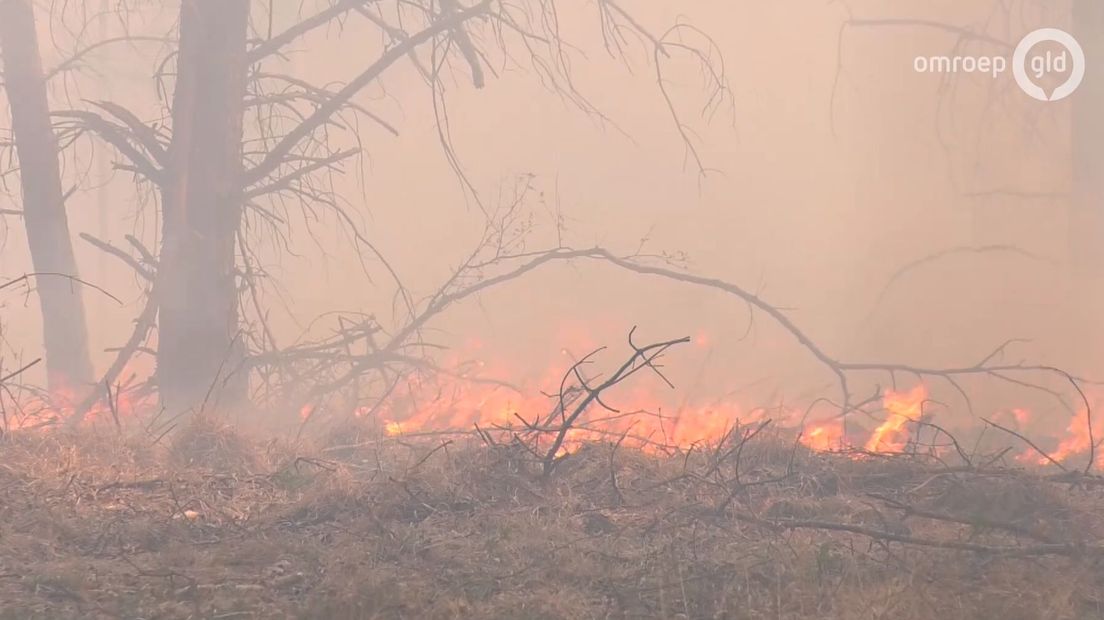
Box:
[157,0,250,414]
[0,0,94,393]
[1067,3,1104,373]
[1071,1,1104,276]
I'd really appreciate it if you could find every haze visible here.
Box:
[0,0,1097,422]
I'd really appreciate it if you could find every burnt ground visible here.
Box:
[1,419,1103,619]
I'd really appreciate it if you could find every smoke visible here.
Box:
[0,0,1096,425]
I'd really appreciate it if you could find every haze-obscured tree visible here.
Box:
[1070,1,1104,276]
[0,0,94,393]
[62,0,728,416]
[156,0,252,414]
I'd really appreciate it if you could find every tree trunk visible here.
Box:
[0,0,94,393]
[157,0,250,415]
[1067,3,1104,374]
[1071,2,1104,275]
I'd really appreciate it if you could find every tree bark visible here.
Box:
[157,0,250,414]
[1071,2,1104,275]
[0,0,94,393]
[1065,3,1104,374]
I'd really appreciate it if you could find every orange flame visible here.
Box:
[1032,408,1103,467]
[865,384,927,453]
[801,420,846,452]
[1,366,151,432]
[6,334,1102,473]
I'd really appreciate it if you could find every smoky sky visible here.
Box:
[0,1,1095,415]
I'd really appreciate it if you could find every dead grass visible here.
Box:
[0,421,1102,619]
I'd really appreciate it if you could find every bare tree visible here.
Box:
[1070,1,1104,275]
[54,0,729,417]
[0,0,94,393]
[156,0,252,414]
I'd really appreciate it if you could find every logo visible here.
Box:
[912,27,1085,102]
[1012,28,1084,101]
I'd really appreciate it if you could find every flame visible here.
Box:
[1007,408,1031,428]
[4,333,1102,473]
[372,374,933,458]
[370,366,791,453]
[1032,408,1104,467]
[801,419,846,452]
[864,384,927,453]
[341,364,1101,470]
[1,365,151,432]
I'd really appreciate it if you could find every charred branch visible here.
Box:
[52,109,166,185]
[243,0,492,188]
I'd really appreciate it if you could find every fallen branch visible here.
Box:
[536,327,690,476]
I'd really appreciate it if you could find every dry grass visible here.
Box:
[0,422,1102,619]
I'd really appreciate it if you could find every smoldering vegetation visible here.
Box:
[0,423,1102,619]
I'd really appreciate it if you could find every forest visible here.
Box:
[1,1,1103,618]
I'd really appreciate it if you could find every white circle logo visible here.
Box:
[1013,28,1085,102]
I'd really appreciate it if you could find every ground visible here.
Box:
[0,419,1102,619]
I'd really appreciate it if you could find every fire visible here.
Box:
[865,384,927,452]
[1033,408,1104,467]
[1006,408,1031,428]
[801,420,846,452]
[0,366,151,432]
[372,368,789,453]
[3,335,1101,473]
[372,360,935,457]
